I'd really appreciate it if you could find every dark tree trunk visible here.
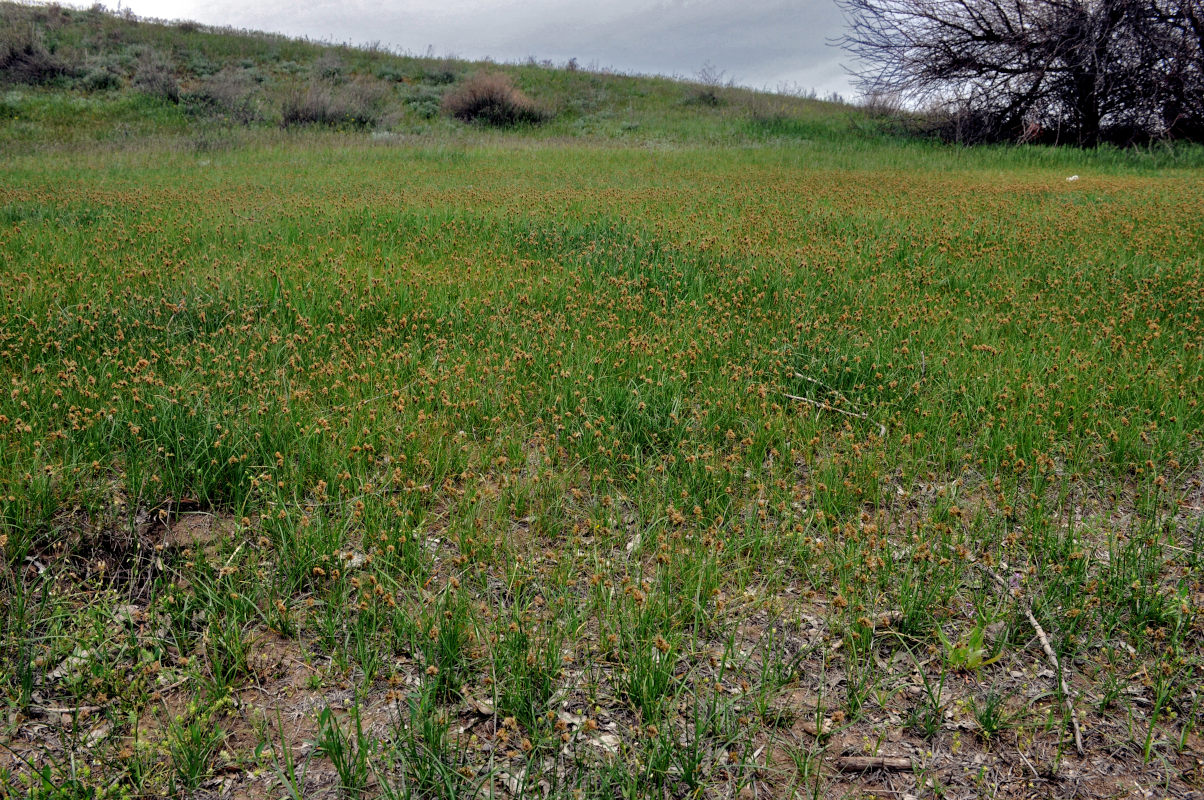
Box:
[1073,70,1102,146]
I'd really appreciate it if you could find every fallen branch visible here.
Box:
[834,755,912,772]
[1015,748,1041,780]
[980,565,1084,756]
[28,704,103,718]
[784,393,886,438]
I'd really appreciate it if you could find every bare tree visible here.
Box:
[836,0,1204,145]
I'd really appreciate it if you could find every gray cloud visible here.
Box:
[117,0,855,97]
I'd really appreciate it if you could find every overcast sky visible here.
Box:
[104,0,856,98]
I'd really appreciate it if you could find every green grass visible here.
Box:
[1,3,1203,798]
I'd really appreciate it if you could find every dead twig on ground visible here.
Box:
[27,704,104,718]
[788,372,887,437]
[980,565,1084,756]
[834,755,912,772]
[785,394,887,438]
[785,399,886,440]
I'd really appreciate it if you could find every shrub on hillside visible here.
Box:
[32,3,72,30]
[281,84,340,127]
[845,92,930,139]
[280,77,387,129]
[186,53,219,77]
[78,63,123,91]
[313,50,345,82]
[0,24,72,85]
[183,68,262,124]
[374,64,407,83]
[683,86,724,107]
[683,63,729,107]
[421,60,460,85]
[403,85,445,119]
[442,72,545,126]
[132,54,179,103]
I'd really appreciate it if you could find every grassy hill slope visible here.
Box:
[0,0,863,150]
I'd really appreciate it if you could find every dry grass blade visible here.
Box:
[784,392,887,438]
[834,755,912,772]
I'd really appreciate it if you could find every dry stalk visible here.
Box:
[980,564,1084,756]
[834,755,913,771]
[786,373,886,437]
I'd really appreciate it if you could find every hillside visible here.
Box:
[0,0,863,151]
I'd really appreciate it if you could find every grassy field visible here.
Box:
[3,4,1204,800]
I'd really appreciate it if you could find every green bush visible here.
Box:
[186,53,219,77]
[183,68,261,123]
[132,53,179,103]
[403,84,444,119]
[374,64,407,83]
[313,50,344,82]
[421,60,459,85]
[78,64,123,91]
